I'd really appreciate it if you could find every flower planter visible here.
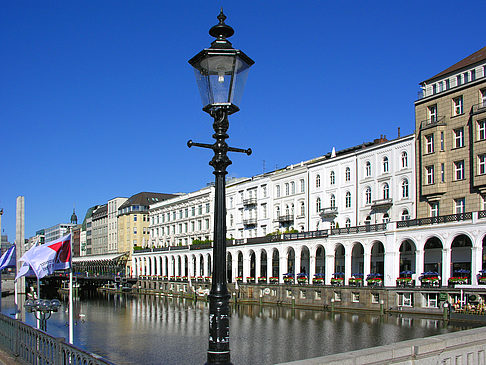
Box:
[367,279,383,287]
[331,278,344,287]
[313,278,324,285]
[283,278,294,285]
[235,277,243,283]
[396,278,415,287]
[258,277,267,283]
[420,278,440,287]
[349,278,363,287]
[246,277,255,283]
[448,277,468,287]
[478,277,486,285]
[269,277,279,284]
[297,278,308,285]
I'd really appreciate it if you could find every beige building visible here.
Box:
[108,197,127,253]
[117,192,175,274]
[415,46,486,218]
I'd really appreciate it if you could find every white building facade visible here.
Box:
[108,197,127,253]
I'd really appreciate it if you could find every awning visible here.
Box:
[73,253,127,264]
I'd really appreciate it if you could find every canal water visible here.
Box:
[0,292,479,365]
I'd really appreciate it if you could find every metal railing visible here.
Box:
[330,223,386,235]
[396,212,472,228]
[420,116,446,129]
[243,218,257,226]
[276,214,294,223]
[479,210,486,219]
[0,313,113,365]
[242,197,257,206]
[282,230,328,240]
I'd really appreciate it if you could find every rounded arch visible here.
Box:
[424,236,443,274]
[314,244,325,276]
[300,246,310,275]
[399,239,416,273]
[370,241,385,276]
[271,248,280,278]
[260,249,268,278]
[451,234,473,281]
[248,250,256,279]
[287,247,295,274]
[334,243,345,274]
[226,252,232,282]
[351,242,364,275]
[237,251,244,278]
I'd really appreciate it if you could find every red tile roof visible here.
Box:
[422,46,486,84]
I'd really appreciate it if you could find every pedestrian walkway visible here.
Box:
[0,347,21,365]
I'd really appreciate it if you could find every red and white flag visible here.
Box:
[16,234,71,280]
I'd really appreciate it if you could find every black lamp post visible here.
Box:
[187,10,254,365]
[24,298,61,331]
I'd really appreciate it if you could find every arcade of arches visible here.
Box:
[133,227,486,287]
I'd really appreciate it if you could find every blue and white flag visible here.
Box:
[0,245,16,271]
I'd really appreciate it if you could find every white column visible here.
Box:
[384,251,399,287]
[309,254,316,284]
[344,248,352,285]
[232,254,238,282]
[415,249,424,282]
[188,256,193,278]
[325,254,334,285]
[471,246,481,285]
[203,255,209,278]
[181,255,186,277]
[442,248,451,286]
[363,251,371,286]
[295,248,302,275]
[132,258,137,277]
[255,251,261,280]
[267,253,273,282]
[196,255,201,278]
[279,254,288,284]
[243,256,250,283]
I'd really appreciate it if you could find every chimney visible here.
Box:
[398,127,401,138]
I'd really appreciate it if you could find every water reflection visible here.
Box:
[0,293,478,365]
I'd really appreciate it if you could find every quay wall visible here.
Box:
[136,278,486,316]
[277,326,486,365]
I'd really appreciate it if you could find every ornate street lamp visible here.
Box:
[187,9,254,365]
[24,298,61,331]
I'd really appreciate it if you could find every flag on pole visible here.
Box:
[16,234,71,280]
[0,245,16,271]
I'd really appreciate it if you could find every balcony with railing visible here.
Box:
[243,197,257,206]
[371,198,393,211]
[319,207,338,220]
[243,217,257,226]
[276,214,294,223]
[472,102,486,115]
[420,116,446,130]
[396,212,473,228]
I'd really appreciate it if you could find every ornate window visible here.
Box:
[330,171,335,185]
[345,167,351,181]
[383,157,389,173]
[316,197,321,212]
[365,161,371,177]
[383,183,390,200]
[300,202,305,217]
[402,179,409,198]
[365,187,372,204]
[401,209,410,221]
[401,152,408,168]
[345,191,351,208]
[345,218,351,228]
[316,174,321,188]
[330,194,336,208]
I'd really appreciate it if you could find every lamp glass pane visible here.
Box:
[229,56,251,107]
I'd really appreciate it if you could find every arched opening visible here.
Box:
[424,237,443,273]
[399,239,416,273]
[351,243,364,275]
[249,251,256,278]
[163,257,168,276]
[483,235,486,270]
[147,258,152,276]
[184,256,188,277]
[226,252,232,282]
[272,249,279,278]
[199,255,204,277]
[335,244,345,273]
[237,252,243,278]
[171,257,176,277]
[287,247,295,274]
[260,250,267,278]
[371,241,385,276]
[176,256,181,276]
[207,254,212,277]
[300,246,310,275]
[315,245,325,275]
[451,234,472,281]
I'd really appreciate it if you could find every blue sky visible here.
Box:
[1,1,486,240]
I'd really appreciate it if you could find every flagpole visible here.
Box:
[69,228,73,344]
